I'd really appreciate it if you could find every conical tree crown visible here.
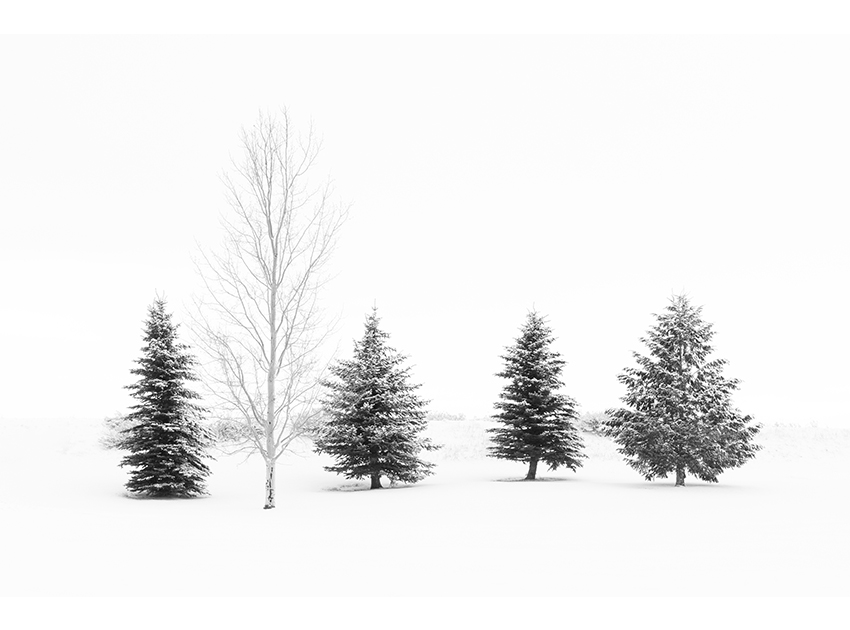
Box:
[315,308,437,486]
[488,311,585,473]
[604,295,761,483]
[497,313,565,412]
[119,299,212,497]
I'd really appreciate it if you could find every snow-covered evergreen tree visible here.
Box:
[119,298,212,497]
[604,295,761,486]
[488,311,585,480]
[315,308,437,489]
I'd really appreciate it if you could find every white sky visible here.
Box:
[1,35,848,426]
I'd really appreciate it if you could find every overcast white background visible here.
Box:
[1,35,848,426]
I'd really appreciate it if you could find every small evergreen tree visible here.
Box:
[119,298,212,497]
[488,311,585,480]
[604,294,761,486]
[315,308,437,489]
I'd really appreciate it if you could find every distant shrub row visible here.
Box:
[101,410,610,451]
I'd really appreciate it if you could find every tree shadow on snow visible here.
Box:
[604,480,742,491]
[494,476,577,483]
[120,491,210,500]
[323,481,423,493]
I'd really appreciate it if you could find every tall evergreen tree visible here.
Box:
[119,298,212,497]
[315,308,437,489]
[488,311,585,480]
[604,295,761,486]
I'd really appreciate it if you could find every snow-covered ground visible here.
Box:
[1,417,848,597]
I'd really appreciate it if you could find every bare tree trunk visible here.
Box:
[266,264,278,509]
[264,459,276,508]
[526,457,539,480]
[675,465,685,487]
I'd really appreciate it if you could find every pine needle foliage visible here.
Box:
[604,295,762,486]
[488,311,585,480]
[119,299,213,498]
[315,308,437,489]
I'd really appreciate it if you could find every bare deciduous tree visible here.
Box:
[192,109,347,509]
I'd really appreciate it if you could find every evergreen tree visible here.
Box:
[119,298,212,497]
[488,311,585,480]
[604,295,761,486]
[315,308,437,489]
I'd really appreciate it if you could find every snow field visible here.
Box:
[0,418,848,596]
